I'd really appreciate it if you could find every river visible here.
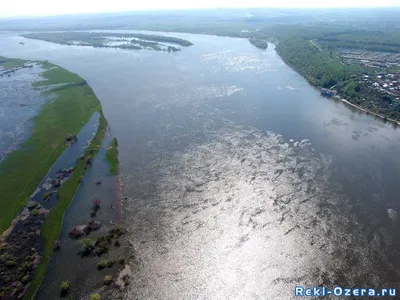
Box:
[1,31,399,299]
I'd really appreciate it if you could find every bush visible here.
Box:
[5,260,17,268]
[60,281,69,297]
[97,260,107,270]
[43,191,52,201]
[90,294,101,300]
[31,208,39,216]
[106,260,115,268]
[103,275,113,285]
[80,238,95,249]
[22,275,30,283]
[80,238,95,256]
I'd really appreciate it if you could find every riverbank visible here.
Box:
[23,115,108,300]
[336,96,400,126]
[0,58,103,235]
[0,56,110,299]
[274,46,400,127]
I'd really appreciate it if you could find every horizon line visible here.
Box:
[1,6,400,19]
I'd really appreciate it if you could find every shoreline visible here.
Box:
[0,57,110,300]
[274,45,400,127]
[336,96,400,126]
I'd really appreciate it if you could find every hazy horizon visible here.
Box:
[1,0,400,18]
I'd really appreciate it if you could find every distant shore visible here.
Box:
[274,47,400,127]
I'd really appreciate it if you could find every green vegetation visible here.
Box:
[97,260,108,270]
[0,56,27,69]
[276,38,348,88]
[124,33,193,46]
[249,38,268,50]
[275,34,400,120]
[97,259,115,270]
[23,115,107,299]
[60,281,69,297]
[91,294,101,300]
[13,62,108,300]
[79,225,125,258]
[103,275,113,285]
[0,60,102,236]
[106,138,119,175]
[21,32,193,51]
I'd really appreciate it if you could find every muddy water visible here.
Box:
[1,31,400,299]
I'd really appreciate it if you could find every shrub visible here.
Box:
[43,191,52,201]
[22,275,30,283]
[103,275,112,285]
[90,294,101,300]
[80,238,95,256]
[5,260,17,268]
[60,281,69,297]
[31,208,39,216]
[80,238,95,249]
[106,260,115,268]
[97,260,107,270]
[109,224,125,237]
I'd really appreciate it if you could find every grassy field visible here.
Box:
[23,115,107,300]
[106,138,119,175]
[0,56,27,69]
[0,60,101,236]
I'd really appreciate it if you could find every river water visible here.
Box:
[1,31,400,299]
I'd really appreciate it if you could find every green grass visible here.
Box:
[23,115,107,300]
[0,56,27,69]
[106,138,119,175]
[0,60,101,235]
[0,57,109,299]
[32,65,83,86]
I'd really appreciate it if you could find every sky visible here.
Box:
[1,0,400,17]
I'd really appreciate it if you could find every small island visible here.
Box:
[22,32,193,52]
[249,38,269,49]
